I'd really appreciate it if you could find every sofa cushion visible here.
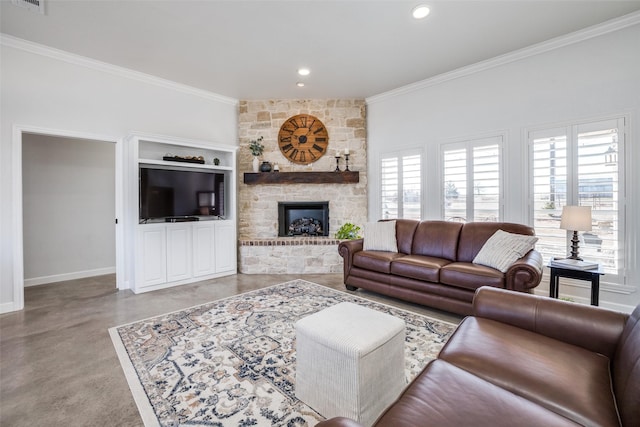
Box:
[457,222,536,263]
[372,360,580,427]
[363,221,398,252]
[440,262,504,290]
[411,221,463,261]
[353,251,405,274]
[394,219,420,255]
[472,230,538,272]
[390,255,450,282]
[439,317,620,427]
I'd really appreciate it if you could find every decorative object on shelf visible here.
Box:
[334,152,341,172]
[344,148,351,171]
[162,154,205,164]
[249,136,264,173]
[273,163,280,172]
[278,114,329,164]
[335,222,362,240]
[560,205,592,260]
[213,158,220,166]
[260,161,272,172]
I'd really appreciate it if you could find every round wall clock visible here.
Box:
[278,114,329,164]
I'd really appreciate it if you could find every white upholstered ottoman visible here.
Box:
[295,302,406,426]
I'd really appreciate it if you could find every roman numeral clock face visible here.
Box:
[278,114,329,164]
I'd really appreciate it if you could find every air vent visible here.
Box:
[11,0,45,15]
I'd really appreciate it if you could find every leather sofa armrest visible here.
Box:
[504,249,543,292]
[316,417,364,427]
[338,239,364,278]
[473,287,628,358]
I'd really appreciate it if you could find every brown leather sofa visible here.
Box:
[338,220,543,315]
[317,287,640,427]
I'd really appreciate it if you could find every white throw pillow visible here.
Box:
[473,230,538,273]
[363,221,398,252]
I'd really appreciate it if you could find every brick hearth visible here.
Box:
[238,237,342,274]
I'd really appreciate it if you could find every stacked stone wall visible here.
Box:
[237,99,368,273]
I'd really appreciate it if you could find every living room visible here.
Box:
[1,1,640,426]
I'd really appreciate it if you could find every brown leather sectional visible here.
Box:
[338,220,544,315]
[317,287,640,427]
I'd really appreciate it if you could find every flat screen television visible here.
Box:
[139,167,225,221]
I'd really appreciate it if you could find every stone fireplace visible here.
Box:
[278,201,329,237]
[237,99,368,274]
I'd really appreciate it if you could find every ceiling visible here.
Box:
[2,1,640,100]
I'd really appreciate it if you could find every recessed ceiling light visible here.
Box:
[296,82,305,87]
[297,68,310,76]
[412,5,430,19]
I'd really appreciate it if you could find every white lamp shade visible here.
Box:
[560,206,592,231]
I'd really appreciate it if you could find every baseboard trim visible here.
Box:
[24,267,116,287]
[0,302,19,314]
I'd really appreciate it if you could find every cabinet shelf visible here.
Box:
[244,171,359,185]
[139,158,233,171]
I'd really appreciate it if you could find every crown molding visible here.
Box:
[366,10,640,105]
[0,33,238,106]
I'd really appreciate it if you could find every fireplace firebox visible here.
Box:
[278,201,329,237]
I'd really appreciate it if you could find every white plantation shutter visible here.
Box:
[442,136,502,222]
[443,148,467,221]
[473,144,500,222]
[381,157,398,219]
[531,130,568,260]
[402,155,421,220]
[380,152,422,220]
[529,118,624,279]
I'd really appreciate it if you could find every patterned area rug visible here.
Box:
[109,280,456,427]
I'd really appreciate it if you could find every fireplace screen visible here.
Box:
[278,201,329,237]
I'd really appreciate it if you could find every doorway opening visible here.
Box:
[22,133,116,286]
[11,125,123,312]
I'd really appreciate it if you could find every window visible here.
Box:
[442,136,502,222]
[529,118,625,278]
[380,152,421,220]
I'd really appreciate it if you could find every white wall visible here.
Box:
[22,134,116,284]
[0,37,238,312]
[366,23,640,311]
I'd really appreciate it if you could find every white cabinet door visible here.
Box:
[215,221,237,273]
[137,225,167,289]
[192,222,216,277]
[166,225,192,282]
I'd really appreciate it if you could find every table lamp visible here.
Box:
[560,205,592,260]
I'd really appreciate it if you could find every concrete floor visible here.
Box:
[0,273,461,426]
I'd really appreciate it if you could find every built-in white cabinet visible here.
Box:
[135,221,235,292]
[126,133,238,294]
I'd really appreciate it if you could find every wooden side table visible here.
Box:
[548,264,604,306]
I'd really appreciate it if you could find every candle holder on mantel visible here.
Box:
[344,154,350,171]
[334,155,341,172]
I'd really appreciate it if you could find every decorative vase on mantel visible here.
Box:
[260,161,272,172]
[252,156,260,173]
